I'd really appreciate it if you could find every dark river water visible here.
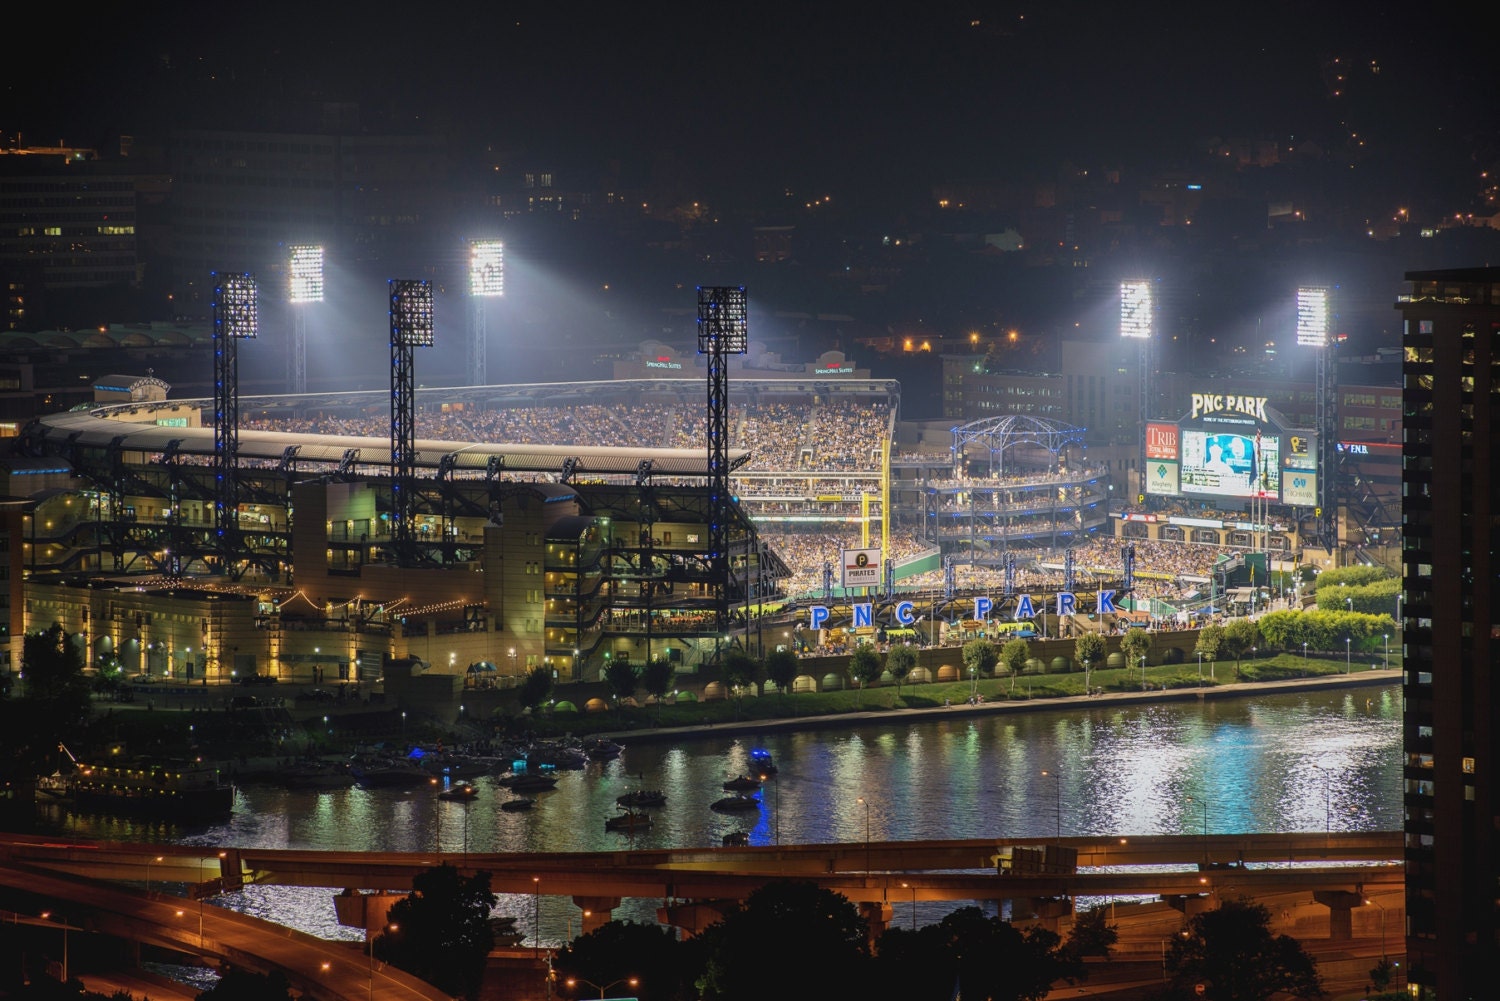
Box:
[37,683,1401,945]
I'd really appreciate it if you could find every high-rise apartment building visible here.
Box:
[1398,266,1500,998]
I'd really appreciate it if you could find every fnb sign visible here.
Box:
[1146,423,1178,460]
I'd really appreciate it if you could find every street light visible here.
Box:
[901,881,917,931]
[532,877,542,958]
[146,854,164,894]
[761,771,779,845]
[856,796,872,873]
[1316,766,1333,836]
[1346,636,1352,673]
[1041,769,1061,838]
[566,976,638,999]
[40,911,68,983]
[1196,650,1202,685]
[1364,896,1389,960]
[369,922,398,1001]
[1383,633,1389,669]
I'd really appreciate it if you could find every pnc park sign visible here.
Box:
[807,589,1120,631]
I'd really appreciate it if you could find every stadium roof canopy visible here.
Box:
[30,407,747,477]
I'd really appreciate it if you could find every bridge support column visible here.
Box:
[859,902,893,950]
[332,889,406,935]
[658,901,735,939]
[1313,890,1362,941]
[1164,894,1215,921]
[219,850,244,891]
[571,896,622,937]
[1032,896,1075,933]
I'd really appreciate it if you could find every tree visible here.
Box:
[1065,904,1117,960]
[554,920,692,1001]
[1000,638,1030,696]
[517,665,553,715]
[1164,898,1322,1001]
[1120,628,1153,688]
[885,644,918,697]
[1220,618,1264,677]
[377,864,498,999]
[639,658,676,724]
[1196,624,1224,679]
[22,623,89,704]
[763,648,798,704]
[696,881,870,1001]
[719,648,760,719]
[196,968,296,1000]
[875,905,1083,1001]
[962,637,999,698]
[603,658,640,710]
[1074,632,1106,693]
[849,645,882,708]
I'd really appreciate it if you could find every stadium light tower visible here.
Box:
[698,286,749,637]
[287,245,324,395]
[1298,286,1338,554]
[212,272,258,579]
[468,240,504,386]
[1120,279,1153,506]
[390,279,435,565]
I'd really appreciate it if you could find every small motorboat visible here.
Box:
[497,772,559,793]
[500,797,536,812]
[605,809,652,833]
[711,794,761,813]
[749,748,777,775]
[616,789,667,808]
[722,775,761,792]
[721,831,750,847]
[437,781,479,802]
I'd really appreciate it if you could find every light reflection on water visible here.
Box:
[40,685,1400,944]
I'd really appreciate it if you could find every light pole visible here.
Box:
[532,877,541,959]
[1196,651,1202,685]
[1041,769,1061,838]
[761,771,779,845]
[1316,766,1332,836]
[1365,897,1389,960]
[1139,654,1147,691]
[146,854,164,894]
[566,976,638,999]
[40,911,68,983]
[901,881,917,930]
[1345,636,1352,673]
[369,922,397,1001]
[856,796,872,873]
[1383,633,1389,669]
[430,777,443,853]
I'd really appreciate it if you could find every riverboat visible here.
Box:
[496,772,559,793]
[437,780,480,802]
[710,794,760,813]
[749,748,777,775]
[616,789,667,808]
[499,796,536,812]
[35,745,233,821]
[605,809,652,833]
[722,775,761,792]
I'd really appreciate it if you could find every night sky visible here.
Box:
[11,2,1496,214]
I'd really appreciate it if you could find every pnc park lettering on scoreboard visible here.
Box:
[806,590,1118,632]
[1188,393,1268,421]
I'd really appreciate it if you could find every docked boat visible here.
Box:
[616,789,666,808]
[721,831,750,847]
[348,756,431,788]
[583,737,625,761]
[605,809,652,833]
[278,760,355,791]
[36,745,233,821]
[710,794,761,813]
[496,772,559,793]
[749,748,777,775]
[722,775,761,792]
[500,797,536,812]
[437,781,479,802]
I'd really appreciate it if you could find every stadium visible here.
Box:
[8,350,1351,699]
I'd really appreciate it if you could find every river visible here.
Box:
[34,682,1402,945]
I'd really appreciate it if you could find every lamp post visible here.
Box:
[146,854,164,894]
[1139,654,1147,691]
[1316,766,1332,836]
[1345,636,1352,673]
[532,877,541,959]
[901,881,917,930]
[40,911,67,983]
[430,777,442,853]
[761,771,779,845]
[566,977,638,999]
[1196,650,1202,685]
[369,922,397,1001]
[856,796,872,873]
[1383,633,1389,669]
[1364,897,1389,960]
[1041,769,1061,838]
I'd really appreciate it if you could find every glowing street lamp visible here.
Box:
[369,922,398,1001]
[856,796,872,873]
[566,977,638,1000]
[146,854,164,894]
[1346,636,1352,673]
[1041,769,1062,838]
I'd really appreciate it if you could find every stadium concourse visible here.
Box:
[15,377,1307,694]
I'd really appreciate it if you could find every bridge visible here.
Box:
[3,830,1402,945]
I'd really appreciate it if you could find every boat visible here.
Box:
[500,797,536,812]
[36,744,233,821]
[277,760,355,791]
[721,831,750,847]
[437,781,479,802]
[749,748,777,775]
[348,756,431,788]
[616,789,667,808]
[496,772,559,793]
[722,775,761,792]
[710,794,761,813]
[583,737,625,761]
[605,809,652,833]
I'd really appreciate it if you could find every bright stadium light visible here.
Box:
[1120,280,1153,339]
[1296,286,1329,347]
[469,240,504,297]
[288,245,325,304]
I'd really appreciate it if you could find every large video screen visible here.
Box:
[1179,429,1281,499]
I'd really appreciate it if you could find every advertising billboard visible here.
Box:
[841,548,881,588]
[1282,470,1318,507]
[1145,460,1179,496]
[1179,429,1280,499]
[1146,423,1179,460]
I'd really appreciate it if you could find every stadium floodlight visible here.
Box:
[469,240,504,297]
[1120,280,1153,339]
[288,245,324,304]
[390,279,435,346]
[1296,286,1330,347]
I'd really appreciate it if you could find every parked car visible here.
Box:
[237,673,278,686]
[295,688,336,703]
[230,695,262,709]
